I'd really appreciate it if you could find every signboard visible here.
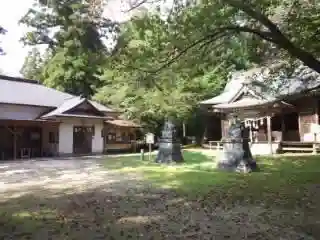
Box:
[310,123,320,134]
[145,133,155,144]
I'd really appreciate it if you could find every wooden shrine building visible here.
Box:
[200,64,320,154]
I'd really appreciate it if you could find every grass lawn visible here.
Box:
[103,151,320,207]
[100,151,320,238]
[1,151,320,239]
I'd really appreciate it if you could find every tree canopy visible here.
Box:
[17,0,320,132]
[123,0,320,74]
[20,0,118,97]
[94,11,262,131]
[20,48,48,80]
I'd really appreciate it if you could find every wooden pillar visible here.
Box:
[249,123,253,143]
[13,126,17,160]
[313,133,317,155]
[267,116,273,154]
[182,122,186,138]
[314,98,319,155]
[281,113,285,140]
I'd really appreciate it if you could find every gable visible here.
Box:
[40,96,107,119]
[65,101,104,116]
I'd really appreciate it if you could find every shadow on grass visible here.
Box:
[102,151,214,172]
[0,187,181,239]
[1,182,319,239]
[103,152,320,210]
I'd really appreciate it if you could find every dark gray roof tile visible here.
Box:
[0,75,115,112]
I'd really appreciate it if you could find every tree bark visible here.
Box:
[276,39,320,73]
[226,0,320,73]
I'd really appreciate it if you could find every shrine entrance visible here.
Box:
[282,112,300,141]
[73,126,93,155]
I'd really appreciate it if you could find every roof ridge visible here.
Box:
[0,75,40,84]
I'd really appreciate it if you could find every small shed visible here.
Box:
[103,119,141,153]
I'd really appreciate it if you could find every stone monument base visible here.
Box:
[155,141,184,164]
[216,118,258,173]
[217,141,258,173]
[155,120,184,164]
[217,158,258,173]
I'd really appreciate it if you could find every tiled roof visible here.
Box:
[0,75,72,107]
[0,75,114,112]
[200,68,263,105]
[106,119,140,128]
[213,97,274,109]
[252,65,320,99]
[201,64,320,106]
[41,96,86,118]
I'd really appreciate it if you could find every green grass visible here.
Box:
[103,151,320,208]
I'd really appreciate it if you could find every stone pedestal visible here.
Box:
[217,119,258,173]
[155,120,184,163]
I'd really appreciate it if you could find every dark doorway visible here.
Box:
[283,112,300,141]
[205,115,222,141]
[73,126,93,155]
[17,126,42,158]
[0,126,43,160]
[0,126,14,160]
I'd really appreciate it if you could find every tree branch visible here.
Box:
[225,0,284,37]
[121,0,320,73]
[148,25,276,74]
[123,0,155,13]
[225,0,320,73]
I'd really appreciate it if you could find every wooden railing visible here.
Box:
[206,140,248,150]
[205,140,320,154]
[279,141,320,153]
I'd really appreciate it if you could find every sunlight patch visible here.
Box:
[12,208,57,219]
[117,215,164,225]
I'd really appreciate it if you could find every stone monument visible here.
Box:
[155,119,184,163]
[217,117,258,172]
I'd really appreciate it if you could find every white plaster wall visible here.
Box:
[58,122,74,154]
[0,103,48,120]
[92,122,104,153]
[58,118,104,155]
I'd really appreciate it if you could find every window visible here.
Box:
[107,133,116,143]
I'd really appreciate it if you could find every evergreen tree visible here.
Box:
[20,48,46,80]
[20,0,118,97]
